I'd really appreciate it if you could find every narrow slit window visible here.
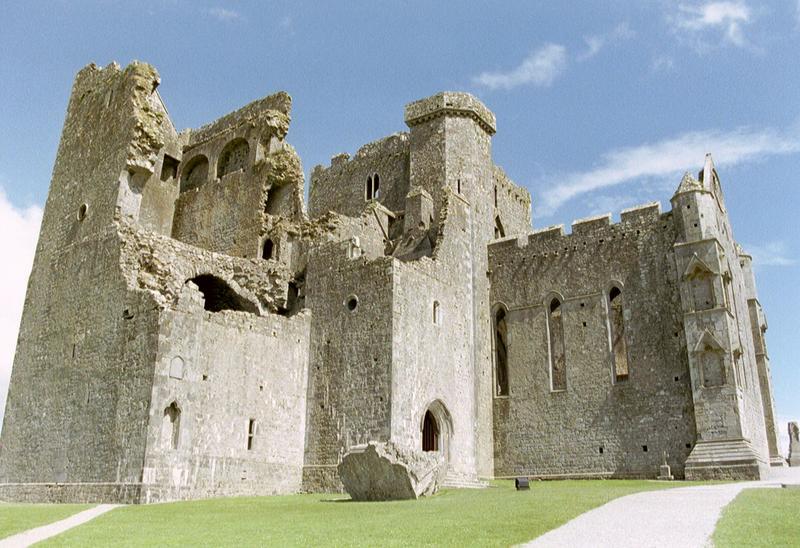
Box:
[494,307,509,396]
[608,287,629,382]
[548,298,566,391]
[247,418,256,450]
[433,300,442,325]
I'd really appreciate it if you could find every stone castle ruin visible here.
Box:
[0,61,785,503]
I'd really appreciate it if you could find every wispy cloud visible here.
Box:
[578,22,635,61]
[651,55,676,73]
[741,241,796,267]
[0,185,42,425]
[673,1,752,47]
[474,44,567,91]
[206,7,241,22]
[538,125,800,215]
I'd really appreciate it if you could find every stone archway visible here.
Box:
[419,400,453,462]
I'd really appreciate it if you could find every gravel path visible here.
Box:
[0,504,119,548]
[523,468,800,548]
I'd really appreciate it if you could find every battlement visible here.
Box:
[404,92,496,135]
[488,201,669,254]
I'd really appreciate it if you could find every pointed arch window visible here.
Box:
[548,298,566,391]
[494,307,509,396]
[365,173,381,200]
[608,287,629,382]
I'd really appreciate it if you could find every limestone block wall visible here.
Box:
[302,243,395,491]
[489,204,696,478]
[0,62,174,502]
[140,306,310,502]
[390,256,478,481]
[309,133,410,219]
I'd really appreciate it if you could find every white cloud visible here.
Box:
[578,22,635,61]
[206,7,241,22]
[651,55,676,73]
[0,187,42,426]
[741,241,796,267]
[538,125,800,215]
[674,1,752,47]
[474,44,568,91]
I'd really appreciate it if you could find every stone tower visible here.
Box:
[672,155,771,479]
[403,93,499,477]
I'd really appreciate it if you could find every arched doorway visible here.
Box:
[419,400,453,460]
[422,410,439,452]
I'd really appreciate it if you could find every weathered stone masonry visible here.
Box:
[0,61,783,503]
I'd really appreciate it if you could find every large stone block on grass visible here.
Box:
[338,441,444,501]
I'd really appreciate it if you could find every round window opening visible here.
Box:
[77,203,88,221]
[346,295,359,311]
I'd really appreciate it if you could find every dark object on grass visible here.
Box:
[515,477,530,491]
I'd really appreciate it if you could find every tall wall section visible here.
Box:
[0,62,177,502]
[489,204,697,478]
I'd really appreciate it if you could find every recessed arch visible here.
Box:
[217,138,250,178]
[180,154,209,192]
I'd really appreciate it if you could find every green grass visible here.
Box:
[713,487,800,547]
[41,480,700,547]
[0,503,93,539]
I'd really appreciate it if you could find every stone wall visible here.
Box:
[302,243,395,492]
[489,204,697,478]
[0,63,170,493]
[309,133,410,219]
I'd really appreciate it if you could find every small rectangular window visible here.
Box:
[160,155,180,182]
[247,418,256,450]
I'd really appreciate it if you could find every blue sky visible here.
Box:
[0,1,798,452]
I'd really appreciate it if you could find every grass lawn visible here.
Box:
[0,503,93,539]
[713,487,800,547]
[41,480,700,547]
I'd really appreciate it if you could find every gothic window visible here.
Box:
[608,287,629,382]
[217,138,250,178]
[548,298,566,391]
[365,173,381,200]
[494,307,509,396]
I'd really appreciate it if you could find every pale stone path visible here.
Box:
[0,504,119,548]
[523,468,800,548]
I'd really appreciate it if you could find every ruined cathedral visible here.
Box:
[0,61,785,503]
